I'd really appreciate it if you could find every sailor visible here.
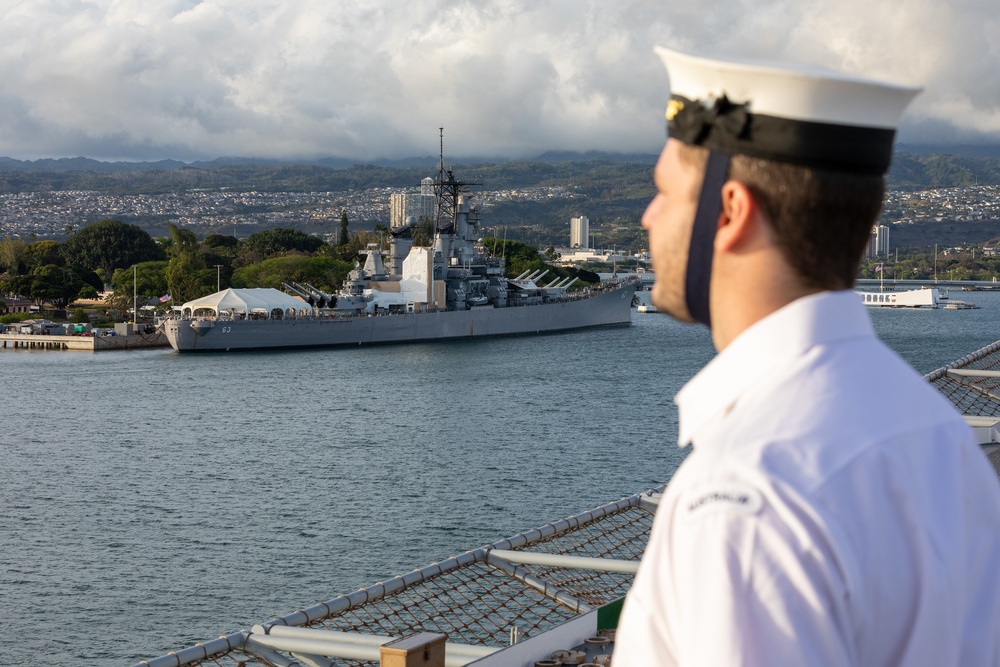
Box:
[614,48,1000,665]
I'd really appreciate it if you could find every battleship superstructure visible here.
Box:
[162,133,636,352]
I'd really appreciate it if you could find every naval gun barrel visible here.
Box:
[286,282,335,308]
[302,282,334,300]
[513,270,532,281]
[562,277,579,290]
[526,269,549,283]
[283,282,311,299]
[545,278,571,290]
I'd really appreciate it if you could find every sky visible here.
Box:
[1,0,997,162]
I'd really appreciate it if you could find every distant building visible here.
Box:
[556,247,600,264]
[570,216,590,249]
[390,178,436,228]
[389,194,407,228]
[0,296,33,315]
[552,247,638,265]
[867,224,890,258]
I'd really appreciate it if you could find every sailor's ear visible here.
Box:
[715,180,762,253]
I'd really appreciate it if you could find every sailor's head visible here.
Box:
[643,47,920,332]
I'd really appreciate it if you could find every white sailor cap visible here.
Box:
[654,47,921,174]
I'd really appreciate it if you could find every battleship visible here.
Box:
[161,135,637,352]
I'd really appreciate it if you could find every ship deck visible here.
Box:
[134,338,1000,667]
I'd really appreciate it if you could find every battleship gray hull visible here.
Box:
[163,282,636,352]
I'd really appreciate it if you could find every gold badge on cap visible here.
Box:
[666,98,684,121]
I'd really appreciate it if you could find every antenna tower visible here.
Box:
[433,128,479,232]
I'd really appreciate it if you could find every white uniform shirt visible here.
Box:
[615,290,1000,666]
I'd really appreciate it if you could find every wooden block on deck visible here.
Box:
[379,632,447,667]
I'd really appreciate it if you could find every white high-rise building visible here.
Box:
[867,224,890,258]
[390,194,407,228]
[571,216,590,249]
[390,187,437,228]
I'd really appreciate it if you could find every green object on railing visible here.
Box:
[598,597,626,630]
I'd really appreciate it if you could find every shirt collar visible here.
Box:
[674,290,876,447]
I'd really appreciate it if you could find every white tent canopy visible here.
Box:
[177,288,313,319]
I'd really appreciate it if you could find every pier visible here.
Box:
[0,331,169,351]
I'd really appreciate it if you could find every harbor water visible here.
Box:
[2,290,998,666]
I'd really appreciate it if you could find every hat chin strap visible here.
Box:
[684,150,731,328]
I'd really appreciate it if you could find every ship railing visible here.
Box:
[924,339,1000,417]
[130,485,664,667]
[923,339,1000,476]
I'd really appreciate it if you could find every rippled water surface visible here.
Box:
[2,291,997,665]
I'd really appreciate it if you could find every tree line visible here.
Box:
[0,217,362,317]
[859,247,1000,283]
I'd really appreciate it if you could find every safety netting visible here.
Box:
[134,489,661,667]
[925,340,1000,416]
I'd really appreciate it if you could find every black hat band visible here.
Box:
[668,95,897,175]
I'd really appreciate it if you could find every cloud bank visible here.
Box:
[0,0,996,161]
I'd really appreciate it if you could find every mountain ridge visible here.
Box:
[3,144,998,174]
[0,150,659,174]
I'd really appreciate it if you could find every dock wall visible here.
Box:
[0,332,169,351]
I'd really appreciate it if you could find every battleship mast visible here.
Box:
[434,128,479,233]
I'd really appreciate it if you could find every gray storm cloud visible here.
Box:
[0,0,996,161]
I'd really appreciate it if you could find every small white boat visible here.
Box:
[636,304,658,313]
[942,300,980,310]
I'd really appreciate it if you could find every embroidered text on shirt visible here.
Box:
[681,482,763,522]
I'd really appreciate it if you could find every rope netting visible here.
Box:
[317,562,577,643]
[515,504,653,607]
[925,340,1000,415]
[307,564,580,667]
[136,492,660,667]
[182,653,262,667]
[291,504,655,667]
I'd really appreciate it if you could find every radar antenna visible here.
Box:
[434,127,479,233]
